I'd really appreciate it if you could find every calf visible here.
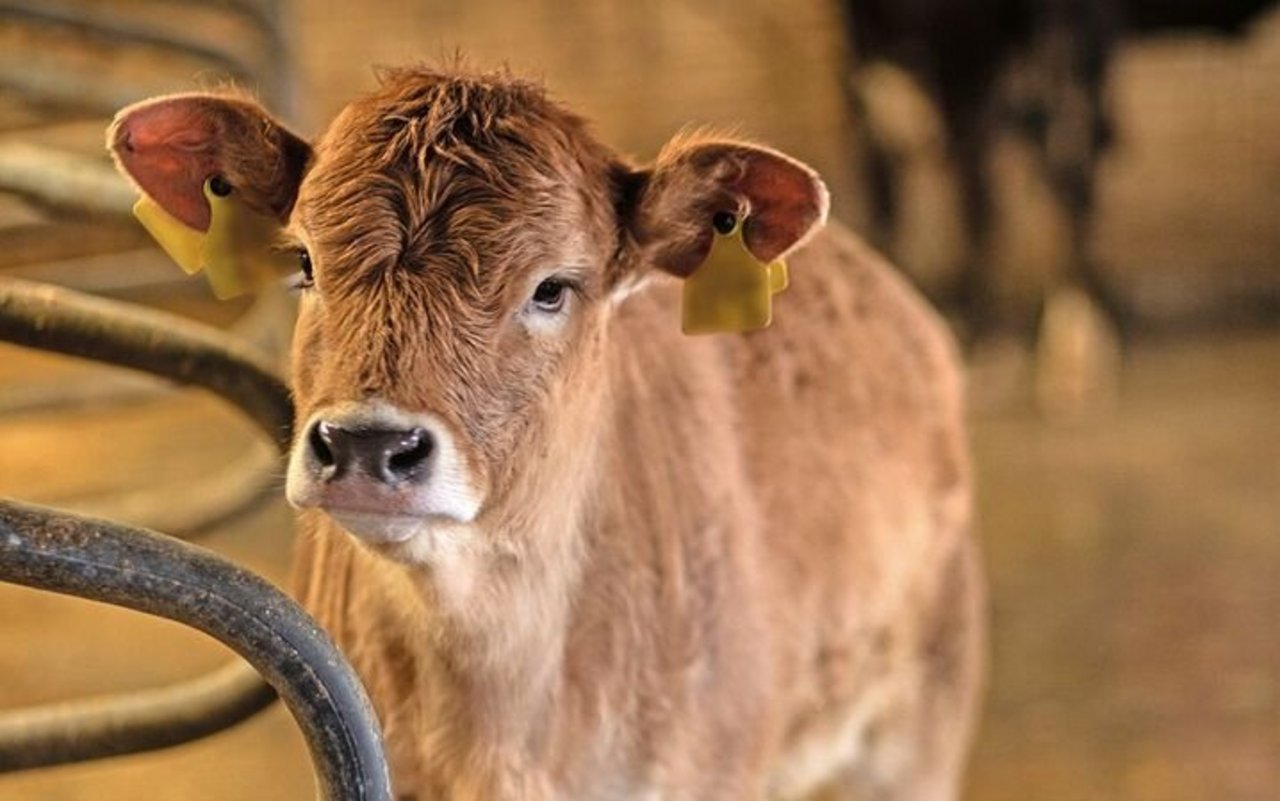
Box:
[110,67,984,801]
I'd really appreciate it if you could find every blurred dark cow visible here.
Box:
[841,0,1277,335]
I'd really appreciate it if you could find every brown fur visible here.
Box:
[111,65,985,801]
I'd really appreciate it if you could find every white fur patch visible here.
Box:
[286,400,483,557]
[767,700,877,800]
[608,272,655,306]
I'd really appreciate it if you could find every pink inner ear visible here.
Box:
[111,99,222,231]
[736,152,826,264]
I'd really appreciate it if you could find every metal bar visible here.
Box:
[158,0,294,115]
[0,271,295,541]
[0,142,137,217]
[0,660,273,773]
[0,276,304,764]
[0,21,243,115]
[0,273,291,419]
[0,221,152,272]
[0,0,319,780]
[0,499,392,801]
[69,443,278,538]
[0,2,258,87]
[0,3,291,128]
[0,278,292,449]
[162,0,298,117]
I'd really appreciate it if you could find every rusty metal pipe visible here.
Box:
[0,500,392,800]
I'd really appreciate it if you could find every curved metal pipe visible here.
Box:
[0,0,319,779]
[0,0,292,116]
[0,141,137,216]
[0,660,273,773]
[0,2,259,88]
[71,443,280,538]
[0,277,303,766]
[1,258,295,418]
[0,278,292,449]
[0,500,392,800]
[0,280,293,541]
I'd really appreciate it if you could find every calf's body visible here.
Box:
[111,68,984,801]
[292,227,982,801]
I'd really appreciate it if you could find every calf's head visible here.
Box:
[110,68,828,562]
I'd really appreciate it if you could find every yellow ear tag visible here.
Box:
[131,178,296,300]
[132,194,204,276]
[681,215,789,335]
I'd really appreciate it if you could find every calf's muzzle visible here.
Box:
[310,421,434,485]
[286,402,484,538]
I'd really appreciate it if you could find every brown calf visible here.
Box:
[110,66,984,801]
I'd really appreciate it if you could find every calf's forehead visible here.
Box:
[292,74,620,287]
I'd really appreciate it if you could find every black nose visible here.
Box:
[309,422,433,484]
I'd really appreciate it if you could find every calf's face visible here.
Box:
[282,77,629,555]
[109,69,827,563]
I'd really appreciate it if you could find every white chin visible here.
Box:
[327,511,430,546]
[326,511,479,566]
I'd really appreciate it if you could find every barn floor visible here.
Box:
[0,320,1276,801]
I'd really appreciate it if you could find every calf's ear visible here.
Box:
[618,134,829,284]
[107,92,311,232]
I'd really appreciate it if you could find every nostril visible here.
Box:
[385,427,432,481]
[306,420,433,486]
[309,422,336,469]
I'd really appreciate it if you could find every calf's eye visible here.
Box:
[296,249,314,288]
[530,278,569,313]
